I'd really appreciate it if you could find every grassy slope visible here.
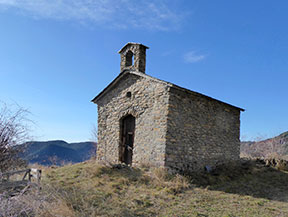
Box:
[43,161,288,217]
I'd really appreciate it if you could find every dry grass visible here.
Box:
[41,160,288,217]
[2,160,288,216]
[0,187,75,217]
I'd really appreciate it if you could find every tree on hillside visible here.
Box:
[90,124,98,159]
[0,103,30,172]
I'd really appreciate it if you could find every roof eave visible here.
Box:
[91,71,125,104]
[118,42,149,53]
[91,70,245,112]
[91,70,136,104]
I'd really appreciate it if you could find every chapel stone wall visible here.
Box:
[165,87,241,172]
[96,74,169,166]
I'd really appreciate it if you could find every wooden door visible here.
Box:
[120,115,135,165]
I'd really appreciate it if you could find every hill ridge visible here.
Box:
[22,140,96,165]
[241,131,288,159]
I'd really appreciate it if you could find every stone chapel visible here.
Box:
[92,43,244,172]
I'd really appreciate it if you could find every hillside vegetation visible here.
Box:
[3,160,287,217]
[241,131,288,160]
[21,141,96,165]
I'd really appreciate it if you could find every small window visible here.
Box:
[125,51,134,67]
[126,92,132,98]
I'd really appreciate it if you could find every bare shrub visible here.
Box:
[274,159,288,171]
[0,103,31,172]
[0,193,34,217]
[89,124,98,160]
[0,185,76,217]
[264,158,288,171]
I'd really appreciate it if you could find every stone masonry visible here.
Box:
[165,87,241,171]
[92,42,244,172]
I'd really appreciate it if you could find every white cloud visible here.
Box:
[0,0,186,31]
[183,51,206,63]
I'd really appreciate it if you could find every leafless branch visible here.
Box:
[0,102,31,172]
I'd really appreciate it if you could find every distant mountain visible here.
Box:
[21,140,97,165]
[241,131,288,159]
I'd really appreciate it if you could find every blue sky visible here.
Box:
[0,0,287,142]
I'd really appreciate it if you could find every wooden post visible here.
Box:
[0,168,42,193]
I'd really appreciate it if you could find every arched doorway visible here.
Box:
[119,115,135,165]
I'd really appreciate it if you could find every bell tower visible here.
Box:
[119,43,149,73]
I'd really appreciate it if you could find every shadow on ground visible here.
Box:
[188,160,288,202]
[103,160,288,202]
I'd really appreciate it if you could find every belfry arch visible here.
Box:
[125,50,134,67]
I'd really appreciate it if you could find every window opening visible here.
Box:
[126,92,132,98]
[125,51,134,67]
